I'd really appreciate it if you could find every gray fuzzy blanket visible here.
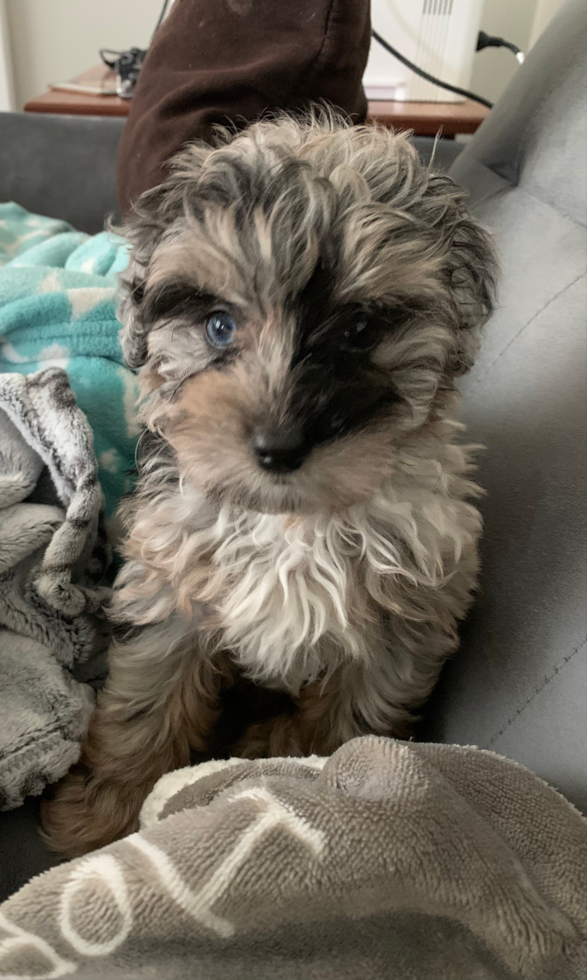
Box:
[0,736,585,980]
[0,368,110,810]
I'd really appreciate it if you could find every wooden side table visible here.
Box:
[24,66,129,118]
[24,66,490,136]
[367,98,488,136]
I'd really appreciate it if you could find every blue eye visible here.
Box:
[206,311,237,347]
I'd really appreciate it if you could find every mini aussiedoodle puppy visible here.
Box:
[43,112,496,856]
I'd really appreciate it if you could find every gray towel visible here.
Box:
[0,736,585,979]
[0,368,110,810]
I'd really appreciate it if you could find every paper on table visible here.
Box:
[49,82,117,96]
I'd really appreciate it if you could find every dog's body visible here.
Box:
[43,114,496,856]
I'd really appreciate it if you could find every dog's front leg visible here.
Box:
[42,615,225,857]
[235,655,417,758]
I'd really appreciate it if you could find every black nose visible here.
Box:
[250,425,307,473]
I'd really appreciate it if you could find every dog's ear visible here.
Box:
[445,197,498,377]
[422,173,498,377]
[116,142,213,369]
[330,126,498,379]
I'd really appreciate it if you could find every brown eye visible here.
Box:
[340,320,380,352]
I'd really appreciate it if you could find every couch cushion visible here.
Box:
[424,0,587,814]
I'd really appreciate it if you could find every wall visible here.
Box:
[0,0,15,110]
[529,0,566,46]
[470,0,538,103]
[470,0,565,104]
[5,0,166,109]
[368,0,566,106]
[3,0,568,112]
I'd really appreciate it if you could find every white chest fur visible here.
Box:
[121,440,481,694]
[200,460,480,691]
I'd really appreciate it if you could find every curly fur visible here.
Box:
[42,111,496,857]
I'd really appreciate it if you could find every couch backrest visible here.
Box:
[425,0,587,814]
[0,112,124,234]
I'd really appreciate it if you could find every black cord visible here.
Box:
[371,29,493,110]
[476,30,525,63]
[100,0,171,94]
[100,48,122,70]
[100,0,170,68]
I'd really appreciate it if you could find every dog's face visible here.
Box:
[120,115,496,514]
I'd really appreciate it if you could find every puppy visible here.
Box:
[43,113,496,856]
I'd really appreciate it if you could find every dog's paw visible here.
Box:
[41,765,143,858]
[233,714,304,759]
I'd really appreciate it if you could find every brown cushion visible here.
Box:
[116,0,371,211]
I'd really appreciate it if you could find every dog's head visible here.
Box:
[119,113,496,514]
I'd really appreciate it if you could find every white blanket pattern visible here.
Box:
[0,736,585,979]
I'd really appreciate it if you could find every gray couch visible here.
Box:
[0,0,585,903]
[423,0,587,810]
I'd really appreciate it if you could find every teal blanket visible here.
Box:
[0,202,139,518]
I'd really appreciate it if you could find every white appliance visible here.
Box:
[364,0,484,103]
